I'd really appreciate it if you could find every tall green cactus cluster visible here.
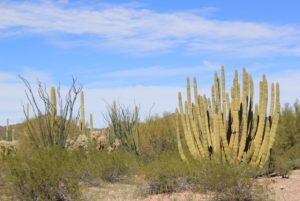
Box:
[176,67,280,168]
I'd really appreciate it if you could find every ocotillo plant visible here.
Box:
[20,76,82,148]
[176,67,280,168]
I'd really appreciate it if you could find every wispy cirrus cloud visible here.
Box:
[100,61,218,79]
[75,60,221,88]
[0,1,300,56]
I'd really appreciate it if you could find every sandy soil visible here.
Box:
[267,169,300,201]
[81,170,300,201]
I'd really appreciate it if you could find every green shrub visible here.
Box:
[77,147,138,183]
[138,113,177,159]
[1,145,140,200]
[194,162,255,192]
[210,164,270,201]
[198,162,269,201]
[141,153,191,194]
[3,147,82,201]
[140,152,267,200]
[269,101,300,174]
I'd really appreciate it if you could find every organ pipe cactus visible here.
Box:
[176,67,280,168]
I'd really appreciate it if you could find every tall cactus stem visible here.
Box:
[178,92,201,160]
[6,118,9,141]
[50,87,57,123]
[80,91,85,132]
[238,68,249,161]
[90,113,94,132]
[176,109,187,161]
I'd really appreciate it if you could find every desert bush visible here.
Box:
[105,101,140,154]
[138,113,177,159]
[141,153,192,194]
[269,100,300,174]
[140,152,268,200]
[209,164,270,201]
[196,162,255,192]
[1,145,140,200]
[2,147,82,201]
[197,162,270,201]
[75,147,138,183]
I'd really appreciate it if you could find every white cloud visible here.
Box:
[0,69,52,126]
[268,70,300,105]
[0,2,299,56]
[95,61,219,80]
[84,86,182,127]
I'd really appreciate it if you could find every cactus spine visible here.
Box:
[176,67,280,167]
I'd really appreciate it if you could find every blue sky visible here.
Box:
[0,0,300,127]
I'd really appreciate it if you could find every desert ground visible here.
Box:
[81,170,300,201]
